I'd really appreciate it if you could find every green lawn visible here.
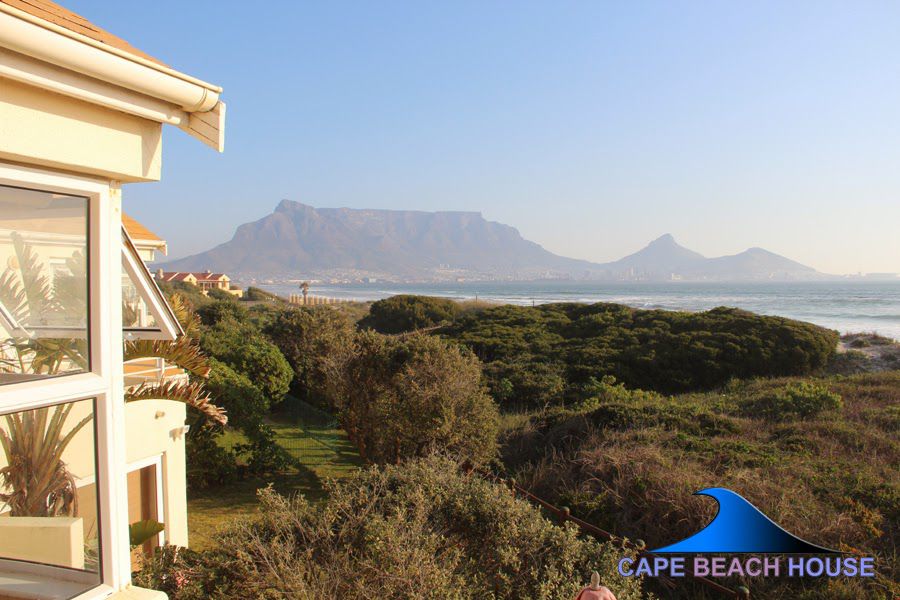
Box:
[187,408,363,550]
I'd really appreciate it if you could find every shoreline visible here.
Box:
[256,280,900,342]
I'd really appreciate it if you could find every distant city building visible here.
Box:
[156,269,243,297]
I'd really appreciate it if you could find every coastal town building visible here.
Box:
[0,1,225,598]
[156,269,243,297]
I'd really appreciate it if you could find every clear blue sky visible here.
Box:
[70,1,900,274]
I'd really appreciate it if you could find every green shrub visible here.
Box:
[206,287,236,301]
[328,332,499,464]
[244,286,284,302]
[197,298,247,326]
[742,382,843,421]
[201,321,293,405]
[185,428,238,489]
[135,457,648,600]
[265,306,355,407]
[359,294,461,334]
[501,373,900,599]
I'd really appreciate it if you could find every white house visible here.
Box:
[0,1,225,598]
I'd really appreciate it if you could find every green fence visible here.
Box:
[271,397,362,477]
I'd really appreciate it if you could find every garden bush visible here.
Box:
[328,332,498,464]
[741,382,842,420]
[135,457,648,600]
[359,294,461,333]
[265,306,355,407]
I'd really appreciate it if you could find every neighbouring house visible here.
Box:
[0,1,225,598]
[156,269,243,298]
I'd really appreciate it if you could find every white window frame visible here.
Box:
[122,228,182,341]
[0,162,132,599]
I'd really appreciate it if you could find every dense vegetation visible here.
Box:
[136,457,647,599]
[144,289,896,598]
[156,286,500,485]
[501,372,900,598]
[442,302,839,407]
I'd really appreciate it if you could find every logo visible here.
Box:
[617,488,876,580]
[650,487,837,554]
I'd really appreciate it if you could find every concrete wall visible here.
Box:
[0,517,84,569]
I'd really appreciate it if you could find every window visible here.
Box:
[0,399,102,597]
[0,185,90,384]
[0,163,127,600]
[121,229,181,341]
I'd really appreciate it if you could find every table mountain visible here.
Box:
[163,200,596,278]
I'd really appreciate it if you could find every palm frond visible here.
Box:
[124,336,210,378]
[11,233,56,323]
[167,293,201,338]
[126,380,227,425]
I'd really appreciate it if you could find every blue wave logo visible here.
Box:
[651,488,840,554]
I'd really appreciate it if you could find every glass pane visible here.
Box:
[0,399,102,597]
[0,185,89,385]
[121,229,181,340]
[122,269,159,331]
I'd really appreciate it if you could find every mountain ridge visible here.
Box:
[162,200,824,282]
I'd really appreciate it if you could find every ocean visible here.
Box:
[259,280,900,340]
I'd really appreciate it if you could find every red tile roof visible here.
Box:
[0,0,166,65]
[160,271,229,283]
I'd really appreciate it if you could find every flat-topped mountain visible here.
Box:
[163,200,595,278]
[162,201,824,281]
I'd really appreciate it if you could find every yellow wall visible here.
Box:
[0,78,162,182]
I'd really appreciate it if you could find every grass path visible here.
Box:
[187,408,363,550]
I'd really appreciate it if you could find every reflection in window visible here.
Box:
[121,229,181,341]
[122,270,159,331]
[0,185,89,384]
[0,399,102,596]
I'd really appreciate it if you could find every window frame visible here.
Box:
[121,227,182,341]
[0,162,132,598]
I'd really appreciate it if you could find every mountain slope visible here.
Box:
[163,200,595,277]
[600,233,707,275]
[701,247,818,279]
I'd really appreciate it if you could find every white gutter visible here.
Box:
[0,47,189,126]
[0,3,220,112]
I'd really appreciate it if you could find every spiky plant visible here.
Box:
[0,403,92,516]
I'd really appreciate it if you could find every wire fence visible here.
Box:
[274,397,349,469]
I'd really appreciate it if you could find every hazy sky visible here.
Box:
[70,1,900,274]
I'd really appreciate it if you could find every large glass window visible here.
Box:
[0,399,102,597]
[0,186,89,384]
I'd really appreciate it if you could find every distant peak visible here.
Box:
[275,199,312,212]
[649,233,678,246]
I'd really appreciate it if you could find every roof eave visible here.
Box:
[0,3,225,151]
